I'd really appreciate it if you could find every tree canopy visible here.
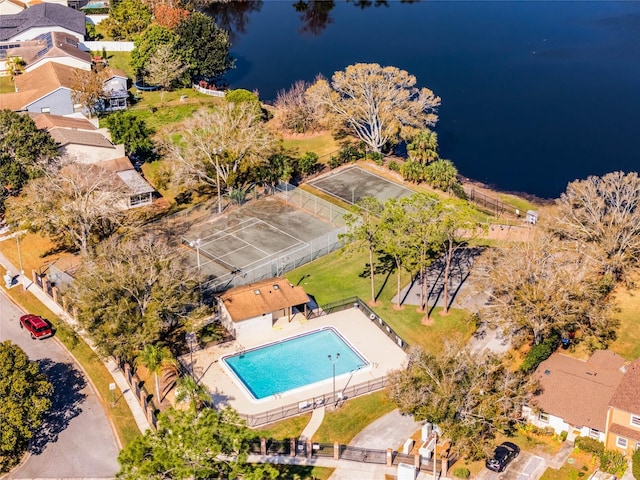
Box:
[0,341,53,472]
[552,171,640,282]
[117,406,278,480]
[175,12,234,82]
[170,102,277,195]
[103,111,155,159]
[70,233,204,362]
[306,63,441,152]
[0,110,59,214]
[103,0,152,40]
[387,342,533,459]
[130,25,178,79]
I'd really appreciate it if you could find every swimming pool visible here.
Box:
[222,327,369,400]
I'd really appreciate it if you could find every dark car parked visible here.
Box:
[486,442,520,472]
[19,314,53,340]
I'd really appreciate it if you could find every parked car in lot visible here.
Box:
[19,314,53,339]
[486,442,520,472]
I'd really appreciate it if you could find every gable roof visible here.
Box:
[97,157,155,195]
[220,278,310,322]
[24,31,91,69]
[609,358,640,414]
[531,350,626,431]
[48,127,116,149]
[30,112,96,130]
[0,3,86,41]
[0,62,80,111]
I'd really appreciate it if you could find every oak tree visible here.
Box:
[117,407,278,479]
[306,63,440,152]
[274,80,321,133]
[170,102,277,199]
[0,341,53,472]
[103,0,152,40]
[387,342,533,459]
[70,233,204,362]
[130,25,178,79]
[6,160,129,256]
[552,171,640,282]
[0,110,59,214]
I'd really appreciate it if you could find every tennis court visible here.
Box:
[308,165,414,205]
[181,195,347,289]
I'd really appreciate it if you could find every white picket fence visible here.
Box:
[81,41,135,52]
[192,84,225,97]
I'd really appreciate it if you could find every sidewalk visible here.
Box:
[0,250,151,436]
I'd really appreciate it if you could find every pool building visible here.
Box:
[218,278,310,340]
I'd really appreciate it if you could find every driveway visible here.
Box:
[349,409,422,450]
[476,452,547,480]
[0,288,119,479]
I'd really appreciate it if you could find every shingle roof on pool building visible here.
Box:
[219,277,310,322]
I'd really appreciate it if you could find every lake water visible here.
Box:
[216,1,640,199]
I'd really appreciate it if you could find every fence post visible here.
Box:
[334,442,340,460]
[414,453,420,470]
[260,437,266,456]
[306,439,312,459]
[441,455,449,477]
[290,438,296,457]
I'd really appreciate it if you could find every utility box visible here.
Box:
[526,210,539,225]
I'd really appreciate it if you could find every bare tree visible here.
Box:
[387,341,535,459]
[71,67,108,117]
[7,159,129,256]
[552,171,640,282]
[170,102,277,212]
[305,63,440,152]
[143,43,188,104]
[273,80,321,133]
[476,232,615,346]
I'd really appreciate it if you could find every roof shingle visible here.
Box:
[609,358,640,414]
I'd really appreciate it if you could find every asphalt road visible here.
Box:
[0,288,119,479]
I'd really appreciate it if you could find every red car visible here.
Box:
[19,314,53,340]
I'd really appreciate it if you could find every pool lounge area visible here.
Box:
[186,307,408,418]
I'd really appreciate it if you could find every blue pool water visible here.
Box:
[223,328,368,400]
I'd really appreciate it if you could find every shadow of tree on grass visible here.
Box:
[29,359,86,455]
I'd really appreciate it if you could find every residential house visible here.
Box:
[95,157,155,209]
[605,359,640,455]
[0,31,91,76]
[218,278,310,341]
[31,112,125,162]
[0,3,85,42]
[0,62,128,114]
[523,350,626,442]
[100,67,127,111]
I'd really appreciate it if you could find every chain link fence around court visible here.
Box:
[201,182,350,293]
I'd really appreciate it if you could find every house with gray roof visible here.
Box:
[0,3,85,42]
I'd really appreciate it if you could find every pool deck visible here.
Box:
[183,308,409,417]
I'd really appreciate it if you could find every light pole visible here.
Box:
[189,239,202,272]
[213,147,223,214]
[328,353,340,407]
[15,232,24,276]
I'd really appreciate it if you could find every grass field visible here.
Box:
[609,273,640,360]
[281,133,340,162]
[286,248,475,353]
[0,75,14,93]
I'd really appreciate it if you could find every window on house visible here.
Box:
[539,412,550,423]
[617,437,628,448]
[40,107,50,113]
[589,429,600,439]
[631,415,640,427]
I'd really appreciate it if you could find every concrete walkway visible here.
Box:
[0,249,151,435]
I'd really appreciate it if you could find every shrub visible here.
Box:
[400,160,425,183]
[367,151,384,165]
[451,182,468,200]
[519,334,560,373]
[560,431,568,442]
[338,144,365,163]
[599,449,626,475]
[575,436,605,455]
[453,467,470,479]
[632,448,640,479]
[299,152,319,176]
[328,155,343,169]
[388,160,400,172]
[424,159,458,191]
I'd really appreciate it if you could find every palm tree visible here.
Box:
[407,129,439,164]
[137,344,173,405]
[175,374,211,412]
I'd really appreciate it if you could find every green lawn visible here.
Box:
[256,412,312,440]
[609,274,640,360]
[313,391,396,444]
[281,133,340,162]
[286,248,475,352]
[106,51,134,78]
[272,465,334,480]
